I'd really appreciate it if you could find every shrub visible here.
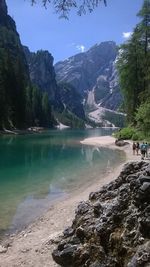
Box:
[132,132,144,141]
[115,127,135,140]
[135,101,150,136]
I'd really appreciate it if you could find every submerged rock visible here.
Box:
[52,161,150,266]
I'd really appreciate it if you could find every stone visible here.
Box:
[0,245,7,253]
[93,201,103,217]
[140,182,150,193]
[52,244,77,266]
[115,139,127,147]
[63,227,74,237]
[75,227,85,241]
[75,201,90,215]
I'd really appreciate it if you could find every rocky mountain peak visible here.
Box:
[23,46,62,108]
[55,41,122,111]
[0,0,7,14]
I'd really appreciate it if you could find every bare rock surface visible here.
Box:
[52,161,150,267]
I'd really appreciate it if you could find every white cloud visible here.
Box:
[76,45,86,53]
[122,32,132,39]
[67,43,86,53]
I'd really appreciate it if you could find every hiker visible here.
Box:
[140,142,146,160]
[145,142,149,158]
[132,142,136,155]
[136,142,140,155]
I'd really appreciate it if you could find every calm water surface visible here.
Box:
[0,129,125,235]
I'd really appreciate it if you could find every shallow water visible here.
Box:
[0,128,125,235]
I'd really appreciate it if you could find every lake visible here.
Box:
[0,128,125,237]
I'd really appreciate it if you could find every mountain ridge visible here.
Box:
[55,41,122,112]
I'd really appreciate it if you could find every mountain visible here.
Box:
[24,42,124,128]
[55,41,124,126]
[23,47,85,127]
[55,41,122,110]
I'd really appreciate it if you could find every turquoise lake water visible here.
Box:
[0,129,125,236]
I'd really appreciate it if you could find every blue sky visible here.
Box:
[7,0,143,63]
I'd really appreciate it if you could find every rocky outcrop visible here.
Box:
[58,83,85,120]
[23,46,62,109]
[52,161,150,266]
[0,0,7,14]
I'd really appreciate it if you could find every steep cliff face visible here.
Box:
[23,47,61,109]
[0,1,29,79]
[58,83,85,120]
[55,42,122,111]
[0,0,7,14]
[94,59,122,110]
[0,0,30,129]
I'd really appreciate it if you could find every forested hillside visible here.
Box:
[117,0,150,139]
[0,0,29,129]
[0,0,55,130]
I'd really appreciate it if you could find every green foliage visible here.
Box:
[0,16,29,129]
[115,127,148,141]
[56,109,85,128]
[132,131,146,141]
[25,85,54,128]
[30,0,106,18]
[117,0,150,124]
[135,101,150,136]
[115,127,136,140]
[102,110,126,127]
[85,117,103,128]
[0,14,55,130]
[42,92,54,127]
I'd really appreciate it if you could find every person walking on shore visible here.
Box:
[136,142,140,155]
[140,142,146,160]
[132,142,136,155]
[145,142,149,158]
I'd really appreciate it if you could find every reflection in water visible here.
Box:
[0,129,124,235]
[83,146,101,165]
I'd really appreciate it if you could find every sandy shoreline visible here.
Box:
[0,136,137,267]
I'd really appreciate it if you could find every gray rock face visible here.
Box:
[55,42,122,111]
[0,0,7,14]
[23,47,61,108]
[52,161,150,266]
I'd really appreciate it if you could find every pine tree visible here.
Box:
[42,92,52,127]
[117,0,150,124]
[137,0,150,99]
